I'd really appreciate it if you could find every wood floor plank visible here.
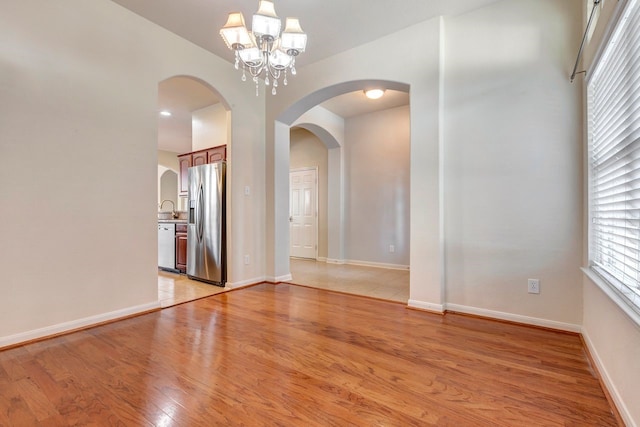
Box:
[0,283,620,426]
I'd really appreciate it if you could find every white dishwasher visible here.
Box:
[158,223,176,270]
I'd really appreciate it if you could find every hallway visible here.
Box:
[288,258,409,303]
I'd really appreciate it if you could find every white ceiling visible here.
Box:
[321,90,410,119]
[121,0,500,151]
[111,0,500,68]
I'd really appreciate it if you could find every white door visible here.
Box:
[290,168,318,259]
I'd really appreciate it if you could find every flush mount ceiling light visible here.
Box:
[364,89,385,100]
[159,110,172,117]
[220,0,307,96]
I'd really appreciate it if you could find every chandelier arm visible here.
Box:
[267,65,282,80]
[220,3,306,96]
[247,64,264,78]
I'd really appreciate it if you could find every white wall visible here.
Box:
[290,128,329,259]
[192,103,228,151]
[443,0,584,328]
[345,106,410,267]
[0,0,264,344]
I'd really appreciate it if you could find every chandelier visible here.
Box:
[220,1,307,96]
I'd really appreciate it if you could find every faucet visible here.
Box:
[160,200,179,219]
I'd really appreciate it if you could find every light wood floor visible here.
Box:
[159,259,410,308]
[288,258,410,303]
[0,283,619,426]
[158,270,227,308]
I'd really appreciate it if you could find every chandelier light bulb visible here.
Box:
[219,1,307,96]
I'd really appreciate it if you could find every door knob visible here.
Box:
[289,216,293,222]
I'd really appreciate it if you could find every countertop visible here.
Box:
[158,219,188,224]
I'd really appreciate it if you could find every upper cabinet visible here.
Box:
[206,146,226,163]
[178,155,192,196]
[192,151,208,167]
[178,145,226,196]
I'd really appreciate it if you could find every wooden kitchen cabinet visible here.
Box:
[206,146,226,163]
[178,154,192,196]
[175,223,188,273]
[192,151,208,167]
[177,145,226,197]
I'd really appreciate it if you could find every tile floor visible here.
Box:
[287,258,410,303]
[158,259,410,308]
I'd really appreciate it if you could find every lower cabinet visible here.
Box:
[176,224,188,273]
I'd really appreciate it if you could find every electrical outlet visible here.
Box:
[527,279,540,294]
[389,245,395,253]
[244,254,250,265]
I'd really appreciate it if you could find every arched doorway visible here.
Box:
[282,81,411,302]
[156,75,232,307]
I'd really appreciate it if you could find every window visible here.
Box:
[588,0,640,316]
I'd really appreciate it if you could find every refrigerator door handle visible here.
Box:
[197,183,205,242]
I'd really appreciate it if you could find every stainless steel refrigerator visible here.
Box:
[187,162,226,286]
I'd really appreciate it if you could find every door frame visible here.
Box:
[289,166,319,260]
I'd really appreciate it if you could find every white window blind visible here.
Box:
[588,0,640,314]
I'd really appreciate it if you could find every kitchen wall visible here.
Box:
[289,128,329,259]
[158,150,180,208]
[0,0,264,344]
[158,150,180,171]
[580,0,640,424]
[192,103,228,152]
[345,105,410,267]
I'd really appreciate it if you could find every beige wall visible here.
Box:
[158,150,180,171]
[290,128,329,258]
[0,0,265,344]
[157,150,182,209]
[345,105,410,266]
[443,0,584,328]
[192,103,228,152]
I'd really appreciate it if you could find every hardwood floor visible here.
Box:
[0,284,619,426]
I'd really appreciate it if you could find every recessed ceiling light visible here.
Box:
[160,110,172,117]
[364,89,385,100]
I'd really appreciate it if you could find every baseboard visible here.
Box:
[225,276,266,289]
[346,259,410,271]
[582,329,636,427]
[0,301,161,350]
[323,258,409,271]
[407,299,445,314]
[445,303,582,333]
[264,273,293,283]
[316,257,327,262]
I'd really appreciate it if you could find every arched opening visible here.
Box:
[156,75,232,306]
[280,80,411,301]
[158,168,178,208]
